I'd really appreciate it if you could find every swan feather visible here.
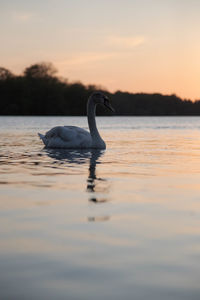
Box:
[38,126,92,149]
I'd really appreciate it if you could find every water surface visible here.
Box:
[1,116,200,300]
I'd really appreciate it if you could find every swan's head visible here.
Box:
[91,92,115,112]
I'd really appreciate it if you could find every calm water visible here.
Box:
[1,116,200,300]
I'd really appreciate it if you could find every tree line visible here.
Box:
[0,62,200,116]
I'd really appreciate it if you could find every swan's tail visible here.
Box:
[38,133,48,146]
[38,133,44,139]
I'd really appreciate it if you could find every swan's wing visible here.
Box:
[45,126,90,140]
[63,126,90,140]
[43,126,92,148]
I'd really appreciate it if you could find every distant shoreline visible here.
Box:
[1,63,200,116]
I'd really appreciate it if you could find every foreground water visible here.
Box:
[1,116,200,300]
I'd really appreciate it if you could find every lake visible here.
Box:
[1,116,200,300]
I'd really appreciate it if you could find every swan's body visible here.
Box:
[38,92,114,149]
[38,126,94,148]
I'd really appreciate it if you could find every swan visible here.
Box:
[38,92,114,149]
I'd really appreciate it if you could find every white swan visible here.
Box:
[38,92,114,149]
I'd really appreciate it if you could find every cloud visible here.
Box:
[107,35,146,49]
[52,35,146,73]
[12,12,34,22]
[56,52,117,67]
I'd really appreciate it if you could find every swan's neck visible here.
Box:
[87,98,102,144]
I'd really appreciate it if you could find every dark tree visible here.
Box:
[0,67,14,80]
[0,62,200,116]
[23,62,57,79]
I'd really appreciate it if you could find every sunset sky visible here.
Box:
[0,0,200,100]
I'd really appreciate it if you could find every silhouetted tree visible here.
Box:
[24,62,57,79]
[0,62,200,116]
[0,67,14,80]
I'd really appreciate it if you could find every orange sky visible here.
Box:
[0,0,200,100]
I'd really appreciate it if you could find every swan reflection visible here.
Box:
[44,148,92,164]
[88,216,110,222]
[44,148,110,208]
[86,150,108,203]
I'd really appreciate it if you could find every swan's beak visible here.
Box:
[104,98,115,112]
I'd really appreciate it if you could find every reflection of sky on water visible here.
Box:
[1,117,200,300]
